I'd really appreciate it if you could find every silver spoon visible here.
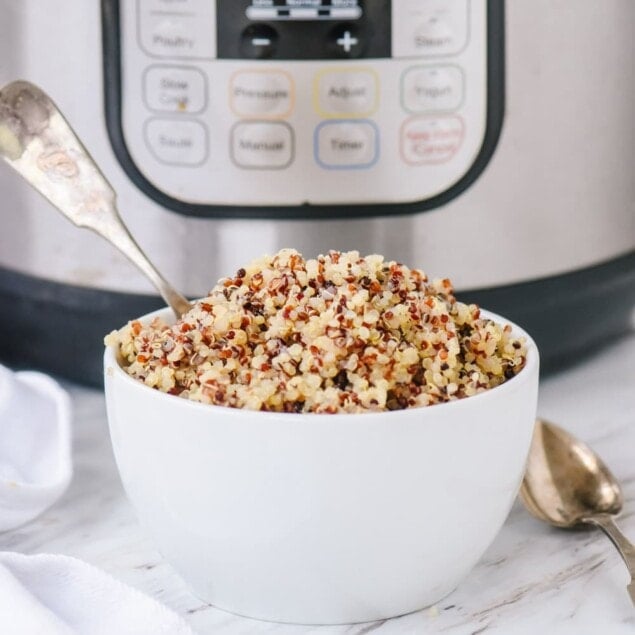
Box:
[520,418,635,605]
[0,80,192,318]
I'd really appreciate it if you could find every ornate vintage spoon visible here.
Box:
[520,418,635,605]
[0,80,192,318]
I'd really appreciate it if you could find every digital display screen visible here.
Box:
[216,0,387,60]
[246,0,362,21]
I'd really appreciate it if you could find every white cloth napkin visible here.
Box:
[0,552,195,635]
[0,366,196,633]
[0,364,72,531]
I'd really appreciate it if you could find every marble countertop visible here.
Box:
[3,333,635,634]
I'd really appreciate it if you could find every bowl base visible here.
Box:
[184,581,459,626]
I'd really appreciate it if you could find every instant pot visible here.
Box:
[0,0,633,385]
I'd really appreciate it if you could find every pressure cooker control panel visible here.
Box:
[104,0,502,216]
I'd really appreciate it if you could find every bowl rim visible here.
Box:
[104,306,539,422]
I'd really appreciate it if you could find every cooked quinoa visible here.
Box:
[105,249,527,413]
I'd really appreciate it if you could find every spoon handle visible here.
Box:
[95,217,193,318]
[583,513,635,606]
[0,80,191,318]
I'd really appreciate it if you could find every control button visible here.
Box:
[315,68,378,118]
[315,120,378,169]
[230,70,294,119]
[414,16,456,54]
[401,65,464,113]
[392,1,469,58]
[400,115,464,165]
[144,66,207,114]
[231,122,294,169]
[327,24,363,58]
[139,13,215,59]
[336,30,358,53]
[240,24,278,59]
[144,118,208,165]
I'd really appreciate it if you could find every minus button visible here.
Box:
[241,24,278,59]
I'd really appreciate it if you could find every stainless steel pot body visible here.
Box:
[0,0,633,383]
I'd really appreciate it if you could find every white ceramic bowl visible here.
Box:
[104,307,539,625]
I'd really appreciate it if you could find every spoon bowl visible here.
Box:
[521,419,622,527]
[520,419,635,605]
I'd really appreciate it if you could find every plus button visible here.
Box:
[336,30,358,53]
[328,24,362,58]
